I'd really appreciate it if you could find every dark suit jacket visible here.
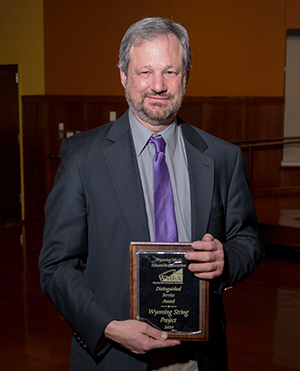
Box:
[39,111,263,371]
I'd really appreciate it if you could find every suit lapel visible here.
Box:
[180,122,215,241]
[103,113,150,241]
[103,113,214,243]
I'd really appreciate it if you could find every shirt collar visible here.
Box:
[128,108,178,158]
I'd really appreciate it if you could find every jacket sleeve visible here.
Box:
[214,147,264,293]
[39,139,112,356]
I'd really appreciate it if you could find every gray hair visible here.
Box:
[118,17,192,81]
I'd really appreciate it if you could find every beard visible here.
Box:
[124,85,186,127]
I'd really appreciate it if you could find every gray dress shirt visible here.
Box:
[128,108,191,243]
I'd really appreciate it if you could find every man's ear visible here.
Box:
[120,69,127,88]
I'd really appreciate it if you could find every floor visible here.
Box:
[0,220,300,370]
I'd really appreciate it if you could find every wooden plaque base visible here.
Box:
[130,242,209,341]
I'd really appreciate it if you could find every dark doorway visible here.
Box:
[0,65,21,219]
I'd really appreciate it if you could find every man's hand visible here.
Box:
[185,234,224,280]
[104,319,181,354]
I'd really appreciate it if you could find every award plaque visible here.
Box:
[130,242,209,341]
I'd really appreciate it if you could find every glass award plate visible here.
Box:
[130,242,209,341]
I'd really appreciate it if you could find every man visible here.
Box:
[39,17,263,371]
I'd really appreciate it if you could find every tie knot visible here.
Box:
[149,135,166,154]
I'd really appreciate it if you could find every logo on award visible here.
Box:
[159,268,183,283]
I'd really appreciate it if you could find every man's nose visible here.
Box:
[150,74,167,94]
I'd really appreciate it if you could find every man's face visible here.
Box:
[120,34,186,132]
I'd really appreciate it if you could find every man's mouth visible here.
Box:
[145,95,171,103]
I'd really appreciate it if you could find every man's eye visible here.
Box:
[166,71,177,76]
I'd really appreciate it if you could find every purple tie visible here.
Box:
[149,136,178,242]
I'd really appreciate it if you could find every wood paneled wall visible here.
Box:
[22,95,300,220]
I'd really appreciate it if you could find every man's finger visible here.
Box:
[191,240,215,252]
[143,325,168,340]
[202,233,214,241]
[188,262,218,272]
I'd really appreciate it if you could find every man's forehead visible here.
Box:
[129,34,183,63]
